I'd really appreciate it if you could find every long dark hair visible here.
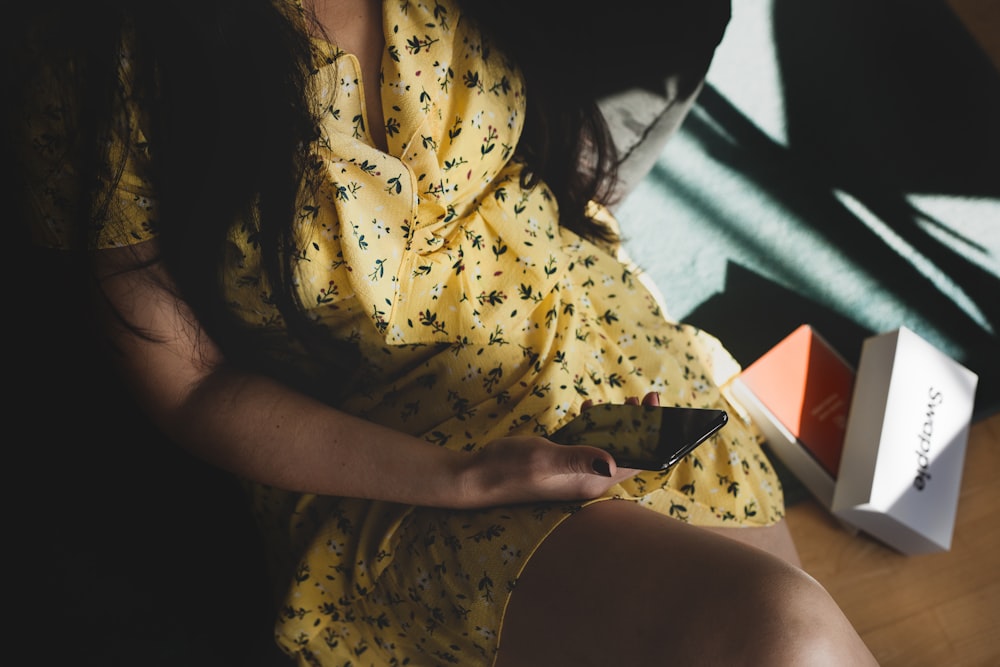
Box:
[8,0,729,378]
[8,1,316,362]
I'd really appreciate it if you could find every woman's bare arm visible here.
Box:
[94,241,633,508]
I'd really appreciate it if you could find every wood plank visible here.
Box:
[785,411,1000,667]
[947,0,1000,72]
[935,581,1000,663]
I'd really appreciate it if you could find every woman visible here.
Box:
[11,0,876,664]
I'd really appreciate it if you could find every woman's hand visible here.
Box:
[456,392,660,508]
[458,435,636,508]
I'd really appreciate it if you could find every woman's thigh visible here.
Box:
[494,499,874,667]
[702,519,802,567]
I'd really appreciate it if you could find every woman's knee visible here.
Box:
[730,566,876,666]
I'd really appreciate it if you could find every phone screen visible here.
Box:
[552,403,729,471]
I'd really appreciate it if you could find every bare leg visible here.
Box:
[702,519,803,568]
[495,500,875,667]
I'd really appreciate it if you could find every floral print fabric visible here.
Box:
[22,1,785,665]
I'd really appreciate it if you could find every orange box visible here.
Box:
[730,324,855,507]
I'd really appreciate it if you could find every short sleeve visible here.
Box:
[19,45,159,250]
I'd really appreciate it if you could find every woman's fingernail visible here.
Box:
[592,459,612,477]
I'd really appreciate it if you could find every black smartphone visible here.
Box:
[552,403,729,471]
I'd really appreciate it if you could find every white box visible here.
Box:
[730,325,978,555]
[830,326,978,555]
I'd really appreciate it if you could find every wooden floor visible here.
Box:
[783,5,1000,665]
[948,0,1000,73]
[785,412,1000,666]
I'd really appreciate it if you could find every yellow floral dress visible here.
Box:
[23,1,784,665]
